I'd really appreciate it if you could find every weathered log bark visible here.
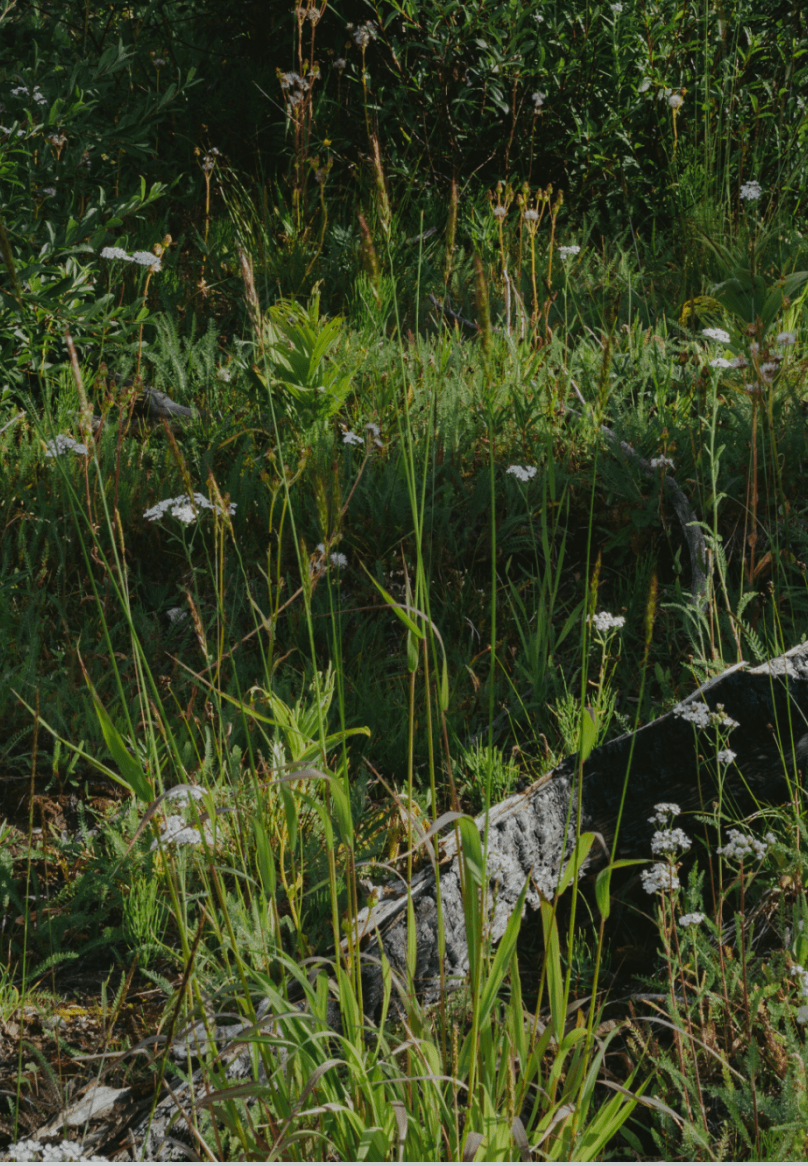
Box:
[44,642,808,1160]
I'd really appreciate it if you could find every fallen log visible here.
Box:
[34,641,808,1160]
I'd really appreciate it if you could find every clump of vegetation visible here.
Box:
[2,0,808,1159]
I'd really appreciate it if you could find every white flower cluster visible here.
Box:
[679,912,706,928]
[648,802,681,825]
[641,863,681,894]
[587,611,626,633]
[41,185,57,197]
[717,748,737,765]
[11,84,46,104]
[524,208,539,222]
[3,1139,108,1162]
[674,700,739,730]
[492,204,507,219]
[506,464,537,482]
[740,180,763,202]
[334,58,347,73]
[611,3,623,12]
[649,455,675,469]
[651,827,692,856]
[143,492,236,524]
[668,94,683,109]
[343,430,363,446]
[716,828,774,863]
[100,245,161,272]
[150,813,212,851]
[760,361,778,381]
[532,91,545,110]
[777,331,796,346]
[44,434,89,458]
[789,963,808,1024]
[709,357,733,369]
[702,327,731,344]
[559,244,580,258]
[316,543,348,569]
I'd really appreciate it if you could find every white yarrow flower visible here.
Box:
[532,91,545,109]
[588,611,626,633]
[131,250,161,271]
[716,749,737,765]
[100,245,130,261]
[45,434,88,458]
[343,430,363,446]
[709,357,733,369]
[143,492,235,524]
[559,244,581,258]
[506,464,537,483]
[740,180,763,201]
[679,912,706,928]
[651,827,692,855]
[702,327,731,344]
[641,863,681,894]
[716,828,769,862]
[648,803,681,825]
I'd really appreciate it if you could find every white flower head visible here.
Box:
[523,209,539,222]
[651,827,692,856]
[559,244,581,258]
[716,748,737,765]
[343,430,363,446]
[41,186,57,197]
[217,366,231,382]
[45,434,89,458]
[648,803,682,825]
[760,361,778,381]
[777,331,796,346]
[641,863,681,894]
[669,93,683,109]
[334,58,347,72]
[131,250,161,271]
[587,610,626,633]
[506,464,537,483]
[365,421,380,437]
[144,491,235,524]
[740,180,763,202]
[649,455,675,469]
[679,912,707,928]
[153,57,166,67]
[532,91,545,109]
[100,245,130,261]
[716,828,769,863]
[610,3,623,12]
[492,205,507,219]
[702,327,731,344]
[709,357,733,369]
